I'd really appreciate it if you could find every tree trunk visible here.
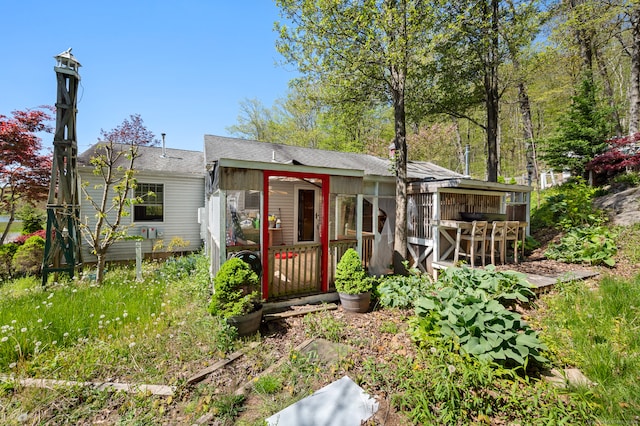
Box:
[391,71,408,275]
[629,5,640,134]
[595,46,623,136]
[453,119,466,172]
[0,216,15,246]
[518,81,538,187]
[95,252,107,285]
[484,0,500,182]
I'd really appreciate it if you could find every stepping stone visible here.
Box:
[265,376,378,426]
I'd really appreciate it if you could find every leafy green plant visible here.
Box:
[377,272,431,309]
[16,205,44,235]
[531,178,606,232]
[334,248,371,294]
[410,266,546,368]
[11,235,45,277]
[545,226,617,266]
[0,243,18,279]
[302,310,346,342]
[253,375,283,395]
[438,265,536,307]
[208,258,261,319]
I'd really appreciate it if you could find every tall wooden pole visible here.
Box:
[42,49,82,285]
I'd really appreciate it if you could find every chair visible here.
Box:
[454,220,488,267]
[504,221,520,263]
[487,221,506,265]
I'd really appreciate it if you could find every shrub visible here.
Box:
[208,258,260,318]
[17,205,45,235]
[410,266,546,369]
[377,271,431,309]
[11,235,45,276]
[334,248,371,294]
[13,229,46,245]
[0,243,19,279]
[545,226,617,266]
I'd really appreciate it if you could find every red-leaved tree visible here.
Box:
[0,108,53,245]
[586,132,640,180]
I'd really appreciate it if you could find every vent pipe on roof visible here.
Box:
[464,144,470,177]
[272,150,276,162]
[161,133,166,158]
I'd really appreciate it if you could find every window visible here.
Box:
[244,190,260,210]
[134,183,164,221]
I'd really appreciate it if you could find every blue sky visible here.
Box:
[1,1,296,153]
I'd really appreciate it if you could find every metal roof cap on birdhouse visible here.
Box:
[54,48,81,77]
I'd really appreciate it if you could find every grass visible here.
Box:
[0,221,21,236]
[1,242,640,424]
[540,273,640,423]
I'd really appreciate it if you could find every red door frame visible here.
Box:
[262,171,330,299]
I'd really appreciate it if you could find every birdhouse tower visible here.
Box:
[42,48,83,284]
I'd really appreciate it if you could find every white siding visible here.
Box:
[79,169,205,262]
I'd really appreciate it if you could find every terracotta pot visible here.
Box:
[338,292,371,313]
[227,305,263,336]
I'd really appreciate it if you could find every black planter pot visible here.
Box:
[226,304,263,336]
[338,292,371,313]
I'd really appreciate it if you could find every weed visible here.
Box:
[302,311,346,342]
[253,375,283,395]
[211,394,246,423]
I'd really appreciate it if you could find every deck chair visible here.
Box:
[454,220,488,267]
[504,221,520,263]
[487,221,506,265]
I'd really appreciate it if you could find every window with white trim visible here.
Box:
[134,183,164,221]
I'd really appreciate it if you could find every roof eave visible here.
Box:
[215,158,365,177]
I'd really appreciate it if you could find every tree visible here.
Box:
[418,0,542,182]
[0,108,52,245]
[226,98,275,142]
[541,75,612,176]
[79,114,157,285]
[276,0,436,272]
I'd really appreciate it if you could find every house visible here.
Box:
[77,143,205,262]
[202,135,532,301]
[77,136,532,301]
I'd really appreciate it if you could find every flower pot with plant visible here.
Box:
[334,248,372,313]
[208,257,263,336]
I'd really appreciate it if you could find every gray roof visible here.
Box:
[78,143,204,177]
[204,135,464,181]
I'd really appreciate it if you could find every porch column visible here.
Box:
[356,193,363,257]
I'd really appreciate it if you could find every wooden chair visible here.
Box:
[487,221,506,265]
[504,221,520,263]
[454,220,488,267]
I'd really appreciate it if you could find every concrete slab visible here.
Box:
[265,376,379,426]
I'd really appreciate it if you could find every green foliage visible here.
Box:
[531,178,606,231]
[410,266,546,369]
[302,310,346,342]
[16,205,44,235]
[377,271,431,309]
[611,170,640,188]
[0,243,18,279]
[334,248,371,294]
[541,75,613,176]
[253,375,283,395]
[545,226,618,266]
[541,275,640,423]
[208,258,261,319]
[11,235,45,277]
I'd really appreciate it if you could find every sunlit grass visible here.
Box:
[541,274,640,423]
[0,254,232,384]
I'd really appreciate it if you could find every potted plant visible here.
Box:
[208,257,263,336]
[334,248,372,313]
